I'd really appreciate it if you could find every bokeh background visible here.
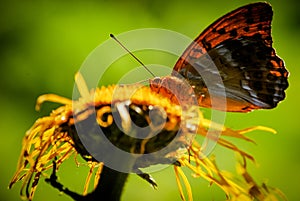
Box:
[1,0,299,200]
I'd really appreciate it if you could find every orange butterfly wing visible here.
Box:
[174,2,274,71]
[171,2,289,112]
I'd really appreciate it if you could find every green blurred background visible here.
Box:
[1,0,299,200]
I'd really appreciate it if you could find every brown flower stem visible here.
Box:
[85,166,129,201]
[46,161,129,201]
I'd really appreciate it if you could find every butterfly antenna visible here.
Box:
[110,34,156,78]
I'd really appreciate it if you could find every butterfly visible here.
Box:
[150,2,289,112]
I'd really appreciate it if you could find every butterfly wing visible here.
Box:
[172,2,289,112]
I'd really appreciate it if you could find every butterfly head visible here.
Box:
[149,76,198,106]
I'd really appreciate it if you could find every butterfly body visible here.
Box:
[150,2,289,112]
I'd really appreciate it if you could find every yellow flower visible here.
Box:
[9,73,285,201]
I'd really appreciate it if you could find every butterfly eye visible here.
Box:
[152,77,161,85]
[149,77,162,91]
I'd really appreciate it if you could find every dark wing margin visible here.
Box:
[173,2,273,73]
[172,2,288,112]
